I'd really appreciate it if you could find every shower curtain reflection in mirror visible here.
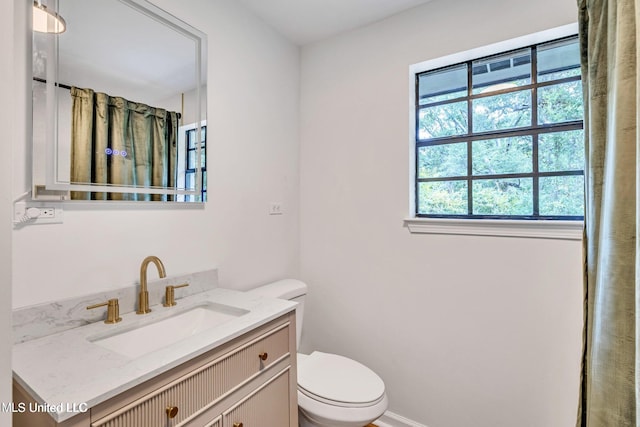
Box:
[70,87,179,201]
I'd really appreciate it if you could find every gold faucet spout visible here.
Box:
[137,255,166,314]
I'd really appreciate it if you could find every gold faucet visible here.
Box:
[137,255,166,314]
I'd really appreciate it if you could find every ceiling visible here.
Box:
[48,0,200,108]
[46,0,435,107]
[237,0,434,46]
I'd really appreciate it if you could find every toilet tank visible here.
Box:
[245,279,307,349]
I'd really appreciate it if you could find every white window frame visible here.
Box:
[406,23,583,240]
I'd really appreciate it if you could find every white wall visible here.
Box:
[12,0,301,308]
[0,0,16,423]
[298,0,583,426]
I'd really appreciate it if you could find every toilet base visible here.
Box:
[299,407,379,427]
[297,389,388,427]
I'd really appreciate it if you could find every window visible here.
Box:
[414,35,584,220]
[178,123,207,202]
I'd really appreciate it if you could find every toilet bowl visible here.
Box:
[245,279,388,427]
[297,352,388,427]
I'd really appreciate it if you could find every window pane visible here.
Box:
[187,129,196,149]
[539,175,584,216]
[201,147,206,167]
[539,130,584,172]
[472,48,531,94]
[472,178,533,216]
[418,181,468,215]
[186,172,195,189]
[472,90,531,132]
[418,143,467,178]
[472,136,532,175]
[418,101,468,139]
[418,64,467,105]
[538,81,583,124]
[537,38,581,82]
[188,150,196,168]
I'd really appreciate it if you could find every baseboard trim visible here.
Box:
[376,411,428,427]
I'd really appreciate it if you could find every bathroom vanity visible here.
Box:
[12,286,298,427]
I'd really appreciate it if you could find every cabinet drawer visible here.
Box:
[205,416,221,427]
[91,322,290,427]
[223,368,291,427]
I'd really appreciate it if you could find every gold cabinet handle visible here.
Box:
[258,352,268,361]
[233,423,243,427]
[86,299,122,324]
[166,405,179,419]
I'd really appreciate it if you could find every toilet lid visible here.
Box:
[297,352,385,405]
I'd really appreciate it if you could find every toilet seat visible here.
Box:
[297,388,389,427]
[297,352,386,408]
[299,386,387,408]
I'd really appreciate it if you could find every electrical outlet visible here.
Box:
[40,208,56,218]
[13,202,63,226]
[269,202,283,215]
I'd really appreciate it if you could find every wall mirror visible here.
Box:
[32,0,207,202]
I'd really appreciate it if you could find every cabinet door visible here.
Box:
[223,369,291,427]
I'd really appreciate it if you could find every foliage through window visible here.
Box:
[415,36,584,219]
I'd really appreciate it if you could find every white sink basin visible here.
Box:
[89,303,249,358]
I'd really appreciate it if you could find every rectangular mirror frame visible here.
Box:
[32,0,208,202]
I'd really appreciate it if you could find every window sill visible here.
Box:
[404,217,583,240]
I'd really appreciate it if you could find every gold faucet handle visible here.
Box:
[87,299,122,324]
[163,283,189,307]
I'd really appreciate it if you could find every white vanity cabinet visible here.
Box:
[14,312,298,427]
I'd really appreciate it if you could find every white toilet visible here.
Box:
[246,279,388,427]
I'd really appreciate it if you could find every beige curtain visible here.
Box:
[70,87,179,201]
[577,0,639,425]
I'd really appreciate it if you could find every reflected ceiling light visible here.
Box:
[480,82,517,94]
[33,0,66,34]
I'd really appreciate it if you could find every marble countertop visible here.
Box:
[12,288,296,423]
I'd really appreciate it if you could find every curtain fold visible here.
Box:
[69,87,179,201]
[577,0,639,425]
